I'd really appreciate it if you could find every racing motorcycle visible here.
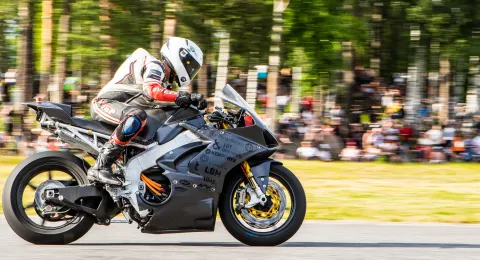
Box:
[3,84,306,246]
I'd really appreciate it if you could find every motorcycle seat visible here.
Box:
[72,108,174,140]
[71,117,116,136]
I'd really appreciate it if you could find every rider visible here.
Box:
[87,37,206,186]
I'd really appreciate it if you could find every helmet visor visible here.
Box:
[179,48,201,83]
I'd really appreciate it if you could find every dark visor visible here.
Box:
[179,48,201,80]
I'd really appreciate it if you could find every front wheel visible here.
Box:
[219,164,306,246]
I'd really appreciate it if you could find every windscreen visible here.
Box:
[215,84,269,131]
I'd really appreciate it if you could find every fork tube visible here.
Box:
[220,120,266,200]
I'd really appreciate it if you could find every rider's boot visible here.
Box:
[87,141,124,186]
[88,107,147,186]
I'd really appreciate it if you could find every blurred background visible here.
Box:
[0,0,479,163]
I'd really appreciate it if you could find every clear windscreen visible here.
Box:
[215,84,268,130]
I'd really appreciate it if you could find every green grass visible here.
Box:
[282,161,480,223]
[2,156,480,223]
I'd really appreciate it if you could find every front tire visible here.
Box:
[3,151,95,245]
[219,164,306,246]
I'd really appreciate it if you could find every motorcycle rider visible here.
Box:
[88,37,206,185]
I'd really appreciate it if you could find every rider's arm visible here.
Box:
[141,56,179,104]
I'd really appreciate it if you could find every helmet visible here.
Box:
[161,37,203,88]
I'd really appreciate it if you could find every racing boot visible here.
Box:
[87,141,124,186]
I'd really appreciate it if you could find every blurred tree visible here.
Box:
[284,0,369,92]
[150,0,165,55]
[16,0,35,106]
[163,0,177,41]
[69,0,102,85]
[50,0,70,103]
[39,0,52,97]
[0,1,17,72]
[99,0,112,86]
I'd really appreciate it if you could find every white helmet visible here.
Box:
[161,37,203,88]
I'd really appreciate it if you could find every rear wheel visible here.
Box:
[3,152,95,244]
[219,164,306,246]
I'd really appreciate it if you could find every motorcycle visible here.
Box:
[2,84,306,246]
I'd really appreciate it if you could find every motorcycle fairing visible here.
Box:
[187,125,272,193]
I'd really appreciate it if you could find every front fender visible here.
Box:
[248,159,282,193]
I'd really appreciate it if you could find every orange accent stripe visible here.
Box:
[116,61,136,84]
[93,102,121,124]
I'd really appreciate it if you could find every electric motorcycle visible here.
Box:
[2,84,306,246]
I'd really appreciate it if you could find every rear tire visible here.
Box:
[3,151,95,245]
[219,164,306,246]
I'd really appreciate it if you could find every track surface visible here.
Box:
[1,218,480,260]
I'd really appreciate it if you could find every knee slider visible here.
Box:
[122,116,142,136]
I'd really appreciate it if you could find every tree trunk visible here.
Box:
[39,0,53,98]
[50,0,70,103]
[100,0,112,87]
[16,0,34,108]
[266,0,289,132]
[370,0,383,76]
[163,1,177,41]
[150,0,164,55]
[197,56,208,96]
[438,59,450,124]
[214,33,230,106]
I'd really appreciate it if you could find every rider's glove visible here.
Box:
[175,92,207,110]
[175,91,192,107]
[197,99,207,110]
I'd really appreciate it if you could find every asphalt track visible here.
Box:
[1,218,480,260]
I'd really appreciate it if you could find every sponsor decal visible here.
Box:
[226,157,236,163]
[211,151,225,157]
[205,148,225,158]
[179,180,191,186]
[200,154,209,162]
[194,161,200,171]
[217,135,243,146]
[175,186,187,192]
[204,166,221,177]
[245,143,257,152]
[197,183,212,190]
[213,139,221,150]
[203,176,216,184]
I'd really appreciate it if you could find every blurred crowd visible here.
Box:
[277,116,480,163]
[274,68,480,163]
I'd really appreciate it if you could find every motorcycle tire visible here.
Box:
[219,164,306,246]
[3,151,95,245]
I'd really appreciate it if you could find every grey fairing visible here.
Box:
[156,116,206,144]
[140,171,218,233]
[186,126,272,193]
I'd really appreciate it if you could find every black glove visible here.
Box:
[197,99,207,110]
[175,91,192,107]
[175,91,207,110]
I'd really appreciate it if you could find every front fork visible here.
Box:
[219,122,267,206]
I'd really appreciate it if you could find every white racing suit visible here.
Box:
[91,48,180,145]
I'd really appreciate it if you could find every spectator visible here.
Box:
[296,141,321,160]
[340,141,361,161]
[426,125,443,146]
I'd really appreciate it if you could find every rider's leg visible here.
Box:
[88,99,147,185]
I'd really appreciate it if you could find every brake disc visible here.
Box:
[34,180,66,215]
